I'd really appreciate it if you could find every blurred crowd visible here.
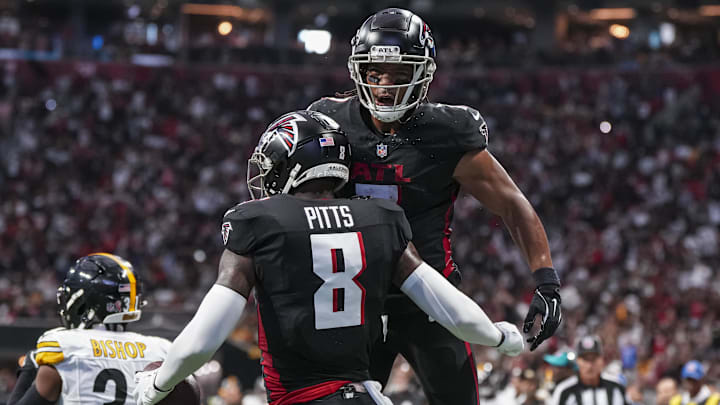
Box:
[0,56,719,404]
[2,9,720,70]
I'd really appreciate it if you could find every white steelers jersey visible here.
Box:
[34,327,171,405]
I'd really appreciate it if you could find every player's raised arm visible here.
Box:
[134,249,254,405]
[453,148,562,351]
[392,242,524,356]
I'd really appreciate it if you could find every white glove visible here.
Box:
[134,370,173,405]
[362,380,394,405]
[494,322,524,356]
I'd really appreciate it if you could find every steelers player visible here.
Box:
[8,253,172,405]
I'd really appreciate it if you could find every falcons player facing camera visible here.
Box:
[134,110,523,405]
[8,253,172,405]
[308,8,562,405]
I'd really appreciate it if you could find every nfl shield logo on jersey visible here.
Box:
[376,143,388,158]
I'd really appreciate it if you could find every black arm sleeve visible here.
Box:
[8,383,56,405]
[8,351,38,404]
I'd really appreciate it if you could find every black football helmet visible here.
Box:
[57,253,143,330]
[349,8,436,123]
[247,110,351,199]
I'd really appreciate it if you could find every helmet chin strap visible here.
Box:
[372,109,407,123]
[282,163,303,194]
[78,308,95,329]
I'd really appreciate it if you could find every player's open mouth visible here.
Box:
[375,95,395,106]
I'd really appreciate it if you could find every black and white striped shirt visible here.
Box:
[549,374,629,405]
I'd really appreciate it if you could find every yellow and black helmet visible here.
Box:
[56,253,142,330]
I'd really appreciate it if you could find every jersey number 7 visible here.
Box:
[311,232,367,330]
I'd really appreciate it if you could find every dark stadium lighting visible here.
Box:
[589,8,636,20]
[699,5,720,16]
[218,21,233,36]
[609,24,630,39]
[181,3,269,23]
[599,121,612,134]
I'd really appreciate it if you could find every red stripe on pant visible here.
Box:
[271,380,353,405]
[465,342,480,405]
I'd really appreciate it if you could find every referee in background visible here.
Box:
[549,335,628,405]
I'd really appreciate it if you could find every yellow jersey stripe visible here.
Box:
[91,252,137,312]
[35,351,65,365]
[37,341,60,348]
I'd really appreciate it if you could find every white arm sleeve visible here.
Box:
[154,284,247,390]
[400,262,502,346]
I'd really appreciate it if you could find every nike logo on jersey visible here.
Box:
[304,206,355,230]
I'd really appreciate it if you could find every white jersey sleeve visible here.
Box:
[35,328,172,405]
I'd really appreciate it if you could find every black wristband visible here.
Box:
[495,330,506,348]
[532,267,560,287]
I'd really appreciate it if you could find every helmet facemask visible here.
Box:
[247,149,275,200]
[349,48,435,123]
[348,8,437,122]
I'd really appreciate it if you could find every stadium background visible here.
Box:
[0,0,719,403]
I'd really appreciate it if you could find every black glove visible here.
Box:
[523,268,562,351]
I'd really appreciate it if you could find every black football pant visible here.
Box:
[369,308,480,405]
[304,389,376,404]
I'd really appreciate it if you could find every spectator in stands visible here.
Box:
[670,361,720,405]
[1,60,720,403]
[656,377,679,405]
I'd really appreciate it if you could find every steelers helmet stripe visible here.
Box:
[90,252,137,312]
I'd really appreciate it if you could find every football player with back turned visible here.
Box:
[134,110,524,405]
[8,253,173,405]
[307,8,562,405]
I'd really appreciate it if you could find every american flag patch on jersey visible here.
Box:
[319,136,335,147]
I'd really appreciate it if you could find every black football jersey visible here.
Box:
[307,96,488,284]
[222,195,411,402]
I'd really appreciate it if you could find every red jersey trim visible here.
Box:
[465,342,480,405]
[441,192,458,278]
[257,307,287,402]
